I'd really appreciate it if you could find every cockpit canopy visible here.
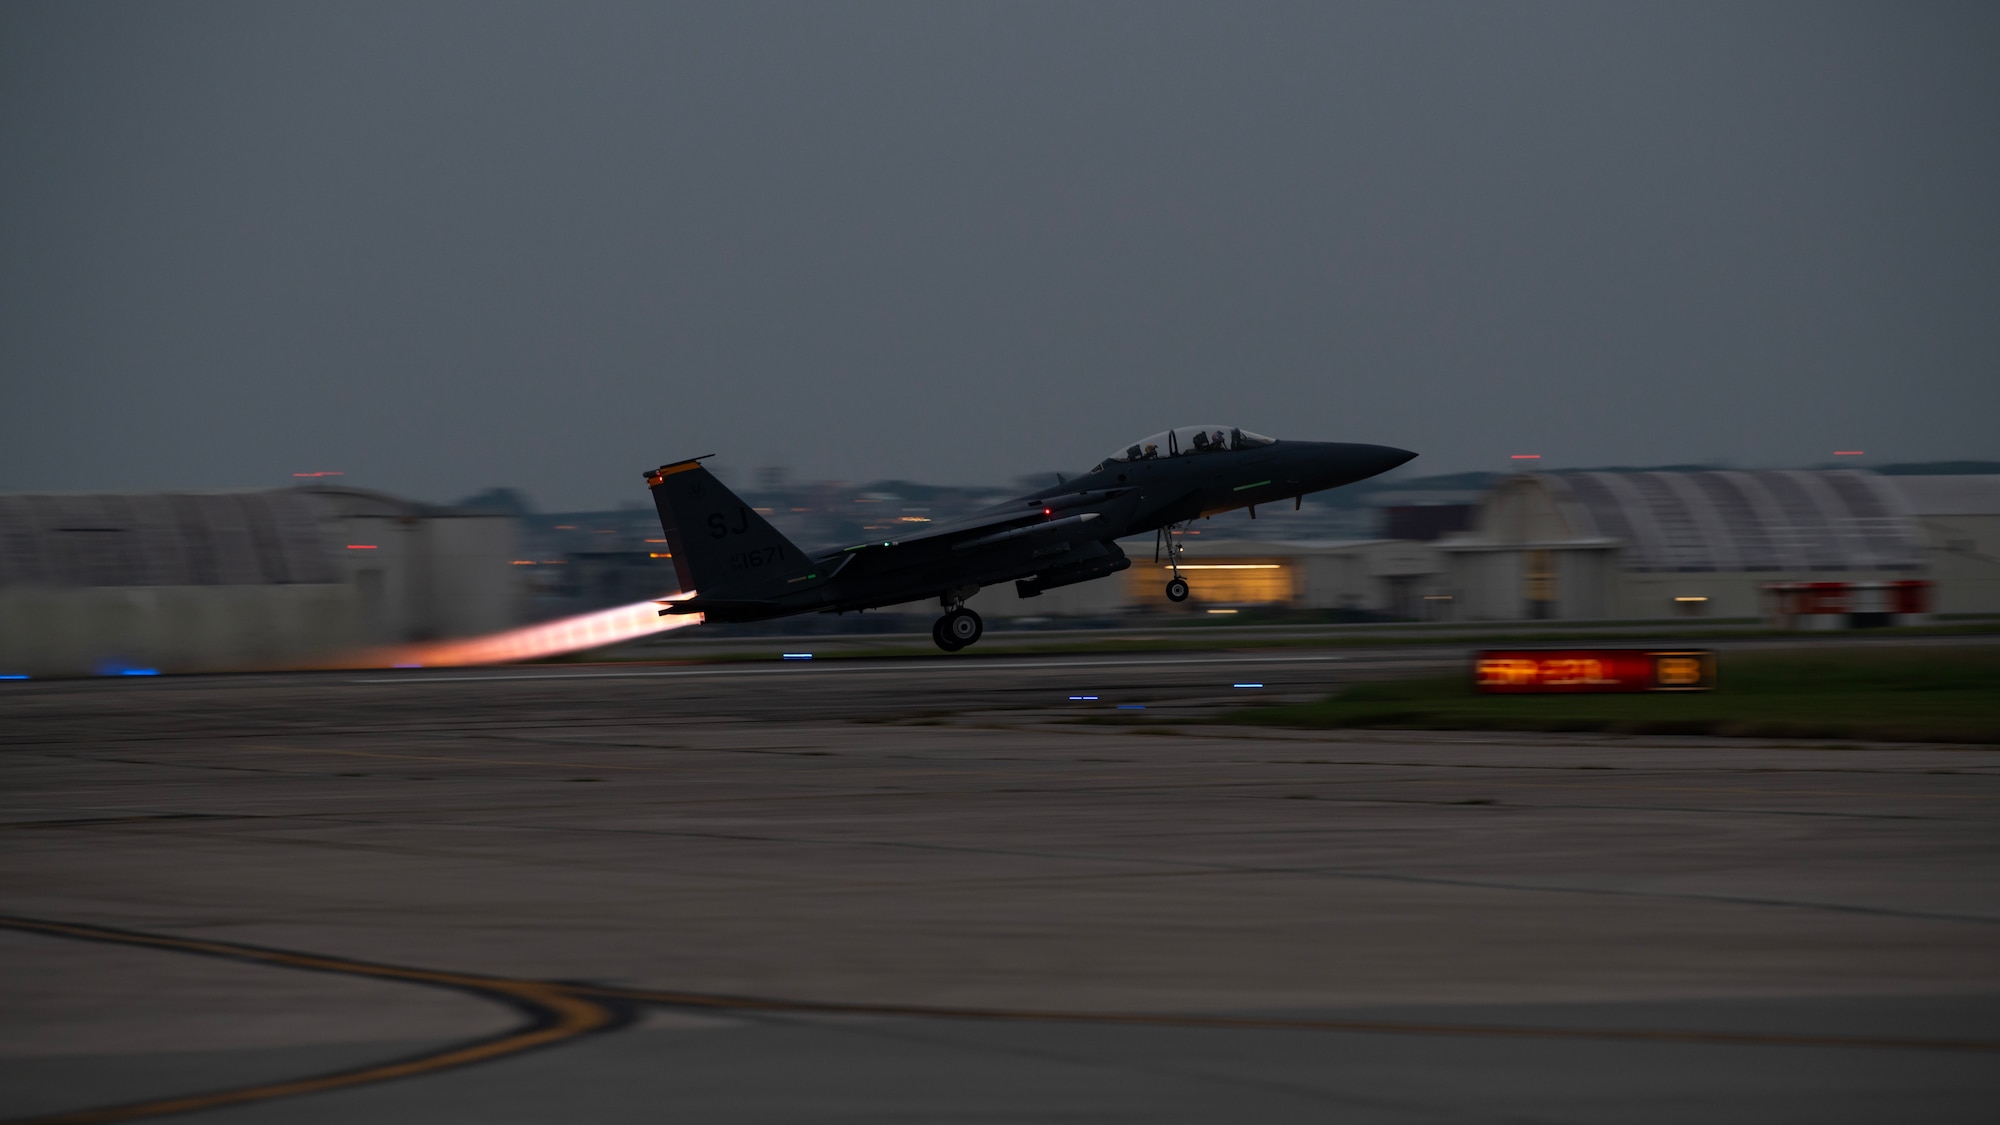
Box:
[1098,425,1275,469]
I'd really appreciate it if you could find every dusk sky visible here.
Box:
[3,2,1996,508]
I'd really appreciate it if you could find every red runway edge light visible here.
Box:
[1474,649,1715,693]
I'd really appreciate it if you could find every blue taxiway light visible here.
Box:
[1232,683,1263,688]
[782,653,813,660]
[0,674,28,680]
[118,668,160,676]
[1068,695,1098,701]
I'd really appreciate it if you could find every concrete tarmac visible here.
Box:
[2,649,1997,1122]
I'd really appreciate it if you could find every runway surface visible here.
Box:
[3,647,1997,1122]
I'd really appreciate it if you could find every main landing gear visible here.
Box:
[933,608,983,651]
[933,588,985,652]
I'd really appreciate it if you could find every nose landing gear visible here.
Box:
[1158,523,1192,603]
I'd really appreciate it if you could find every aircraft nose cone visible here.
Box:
[1353,444,1418,478]
[1295,442,1417,489]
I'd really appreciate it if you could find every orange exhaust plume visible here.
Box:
[345,594,702,669]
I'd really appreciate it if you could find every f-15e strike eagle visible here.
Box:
[646,426,1415,651]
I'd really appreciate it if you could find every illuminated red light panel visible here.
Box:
[1474,649,1715,693]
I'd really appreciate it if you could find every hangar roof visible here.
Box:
[1878,475,2000,517]
[1496,470,1924,572]
[0,490,340,587]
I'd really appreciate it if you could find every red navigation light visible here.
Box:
[346,544,378,550]
[1043,507,1052,515]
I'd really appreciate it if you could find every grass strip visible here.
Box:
[1224,647,2000,744]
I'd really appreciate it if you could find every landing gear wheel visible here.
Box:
[932,615,964,652]
[940,607,983,650]
[1165,576,1190,603]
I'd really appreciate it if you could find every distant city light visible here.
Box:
[291,471,345,478]
[1116,704,1146,709]
[1163,564,1282,570]
[1834,451,1865,456]
[1510,454,1541,460]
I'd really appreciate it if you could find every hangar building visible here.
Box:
[1439,469,1929,620]
[0,487,521,676]
[1882,474,2000,616]
[943,469,1999,624]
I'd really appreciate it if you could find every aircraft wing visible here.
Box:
[816,488,1137,558]
[816,504,1048,558]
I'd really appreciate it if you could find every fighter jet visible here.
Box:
[645,425,1415,651]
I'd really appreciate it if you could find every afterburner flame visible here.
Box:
[359,594,702,669]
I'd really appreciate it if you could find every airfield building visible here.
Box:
[940,469,1999,624]
[1437,469,1929,620]
[0,487,521,676]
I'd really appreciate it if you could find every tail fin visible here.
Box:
[644,458,807,599]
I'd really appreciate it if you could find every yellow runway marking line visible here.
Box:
[570,983,2000,1054]
[0,916,621,1125]
[5,912,1998,1125]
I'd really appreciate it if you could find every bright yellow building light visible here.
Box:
[1131,560,1293,605]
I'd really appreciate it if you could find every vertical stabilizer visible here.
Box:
[643,459,806,599]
